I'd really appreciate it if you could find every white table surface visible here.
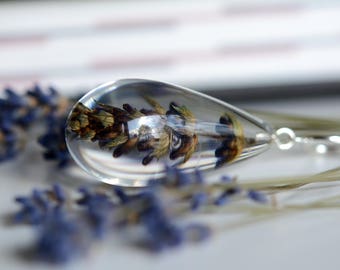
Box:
[1,94,340,270]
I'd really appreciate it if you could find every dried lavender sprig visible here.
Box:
[161,166,267,211]
[111,186,212,252]
[12,172,220,263]
[14,184,66,225]
[0,85,71,165]
[35,207,89,263]
[14,185,90,263]
[14,162,340,264]
[77,186,115,238]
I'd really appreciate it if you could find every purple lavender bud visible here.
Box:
[221,175,233,182]
[36,208,87,263]
[52,184,66,204]
[113,187,129,204]
[194,169,205,184]
[247,190,267,204]
[191,192,208,211]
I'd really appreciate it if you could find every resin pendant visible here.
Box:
[65,79,273,186]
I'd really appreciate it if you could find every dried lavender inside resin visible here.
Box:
[65,79,273,186]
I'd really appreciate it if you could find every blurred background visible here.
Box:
[1,3,340,269]
[1,0,340,100]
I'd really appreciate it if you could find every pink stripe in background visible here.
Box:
[0,35,47,46]
[0,3,304,46]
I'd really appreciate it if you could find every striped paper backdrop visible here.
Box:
[1,0,340,96]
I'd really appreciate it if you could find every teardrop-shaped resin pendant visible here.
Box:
[65,79,273,186]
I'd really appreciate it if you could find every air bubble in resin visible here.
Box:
[65,79,274,186]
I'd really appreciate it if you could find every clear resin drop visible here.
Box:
[65,79,274,186]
